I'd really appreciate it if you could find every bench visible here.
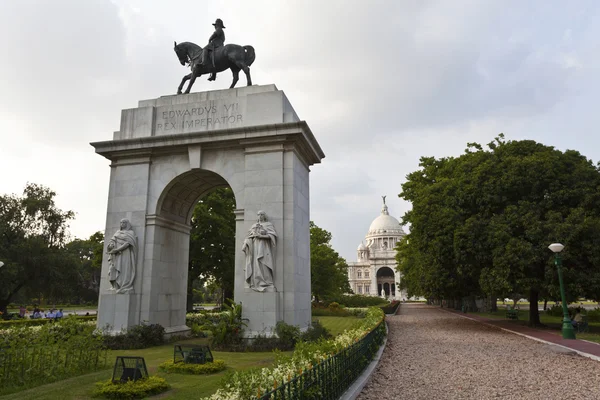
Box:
[506,308,519,320]
[576,315,589,333]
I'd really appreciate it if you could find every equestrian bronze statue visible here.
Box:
[174,18,255,94]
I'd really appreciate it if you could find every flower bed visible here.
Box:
[0,315,97,329]
[158,359,226,375]
[93,376,170,399]
[202,307,385,400]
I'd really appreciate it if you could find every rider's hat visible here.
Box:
[212,19,225,29]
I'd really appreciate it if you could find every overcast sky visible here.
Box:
[1,1,599,261]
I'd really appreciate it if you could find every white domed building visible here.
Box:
[347,197,407,300]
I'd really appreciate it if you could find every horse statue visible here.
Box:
[174,41,255,94]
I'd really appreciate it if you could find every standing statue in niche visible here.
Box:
[107,219,138,294]
[381,288,386,298]
[242,210,277,292]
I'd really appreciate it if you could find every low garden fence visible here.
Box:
[259,320,385,400]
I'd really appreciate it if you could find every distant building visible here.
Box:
[347,198,407,300]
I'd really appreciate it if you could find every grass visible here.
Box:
[0,338,283,400]
[472,308,600,343]
[312,315,360,337]
[0,316,359,400]
[495,300,600,306]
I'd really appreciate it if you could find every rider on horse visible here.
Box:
[200,18,226,81]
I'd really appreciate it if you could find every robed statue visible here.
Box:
[242,211,277,292]
[107,219,138,294]
[174,18,256,94]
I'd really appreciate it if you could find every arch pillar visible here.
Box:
[92,85,324,336]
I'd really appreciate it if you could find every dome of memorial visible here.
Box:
[366,200,405,237]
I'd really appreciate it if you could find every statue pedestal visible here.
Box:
[97,292,140,333]
[241,291,282,337]
[93,84,324,336]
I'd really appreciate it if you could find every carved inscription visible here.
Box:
[156,102,243,132]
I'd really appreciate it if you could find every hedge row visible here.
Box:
[93,376,170,399]
[158,360,226,375]
[0,315,97,329]
[380,301,400,315]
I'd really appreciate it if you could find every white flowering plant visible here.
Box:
[202,307,385,400]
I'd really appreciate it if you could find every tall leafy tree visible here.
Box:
[188,187,236,310]
[65,231,104,303]
[310,221,350,302]
[398,136,600,326]
[0,184,76,313]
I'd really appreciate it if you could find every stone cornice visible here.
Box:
[90,121,325,166]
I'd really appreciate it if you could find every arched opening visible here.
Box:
[148,169,238,328]
[157,169,231,224]
[376,267,395,297]
[187,187,236,311]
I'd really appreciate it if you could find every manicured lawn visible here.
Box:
[312,315,360,336]
[0,337,283,400]
[472,309,600,343]
[0,316,361,399]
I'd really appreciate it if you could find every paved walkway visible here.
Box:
[358,303,600,400]
[444,308,600,359]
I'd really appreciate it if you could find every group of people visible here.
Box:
[23,305,64,320]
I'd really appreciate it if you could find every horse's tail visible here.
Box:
[243,46,256,66]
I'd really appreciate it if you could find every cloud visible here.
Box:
[2,0,600,262]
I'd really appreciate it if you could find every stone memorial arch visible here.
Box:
[92,85,324,336]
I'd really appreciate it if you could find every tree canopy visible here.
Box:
[397,136,600,325]
[187,187,236,309]
[0,183,78,312]
[310,221,350,302]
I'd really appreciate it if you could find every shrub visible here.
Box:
[380,301,400,315]
[202,307,385,400]
[300,320,332,342]
[546,305,584,318]
[205,301,247,349]
[190,323,209,338]
[587,308,600,322]
[275,321,301,346]
[93,376,170,399]
[0,315,96,329]
[324,295,389,308]
[546,305,564,317]
[346,308,368,318]
[311,308,351,317]
[158,359,226,375]
[101,324,165,350]
[0,316,107,395]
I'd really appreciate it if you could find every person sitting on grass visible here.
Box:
[56,309,64,319]
[46,309,56,319]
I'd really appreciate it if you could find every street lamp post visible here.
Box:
[548,243,576,340]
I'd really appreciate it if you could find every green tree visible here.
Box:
[310,221,350,302]
[187,188,236,311]
[398,136,600,325]
[65,231,104,303]
[0,184,76,313]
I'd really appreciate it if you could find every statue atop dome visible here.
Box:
[381,195,389,215]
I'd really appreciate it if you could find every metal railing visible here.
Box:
[259,320,385,400]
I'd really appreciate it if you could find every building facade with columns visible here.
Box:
[347,198,407,300]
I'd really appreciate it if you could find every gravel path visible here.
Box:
[358,303,600,400]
